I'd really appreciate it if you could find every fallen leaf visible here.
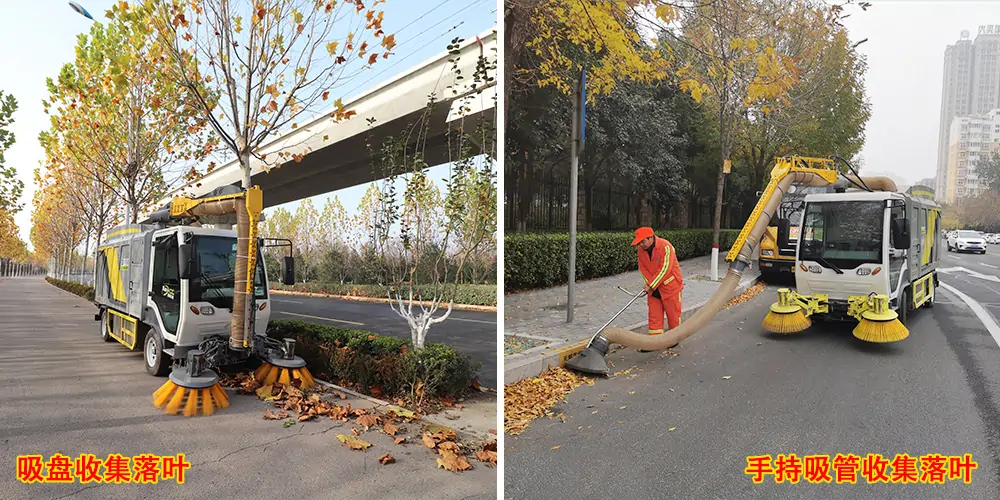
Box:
[356,414,380,430]
[334,390,348,400]
[436,449,472,472]
[475,450,498,465]
[438,441,461,453]
[628,391,636,395]
[337,434,372,451]
[383,422,400,436]
[256,384,278,401]
[668,427,677,432]
[722,376,732,380]
[394,436,406,445]
[263,409,281,420]
[378,453,395,465]
[504,367,593,435]
[551,445,561,450]
[422,432,437,449]
[298,413,315,422]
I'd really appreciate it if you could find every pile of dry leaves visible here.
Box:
[219,372,496,472]
[723,282,766,308]
[504,367,593,436]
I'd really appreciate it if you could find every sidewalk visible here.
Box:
[503,251,761,383]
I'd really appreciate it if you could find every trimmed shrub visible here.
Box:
[45,277,96,302]
[270,283,497,306]
[267,320,480,401]
[505,229,742,291]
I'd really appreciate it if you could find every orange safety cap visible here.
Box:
[631,227,654,246]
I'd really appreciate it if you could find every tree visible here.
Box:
[367,41,496,350]
[731,0,870,216]
[975,152,1000,194]
[0,90,23,215]
[144,0,394,186]
[42,5,212,223]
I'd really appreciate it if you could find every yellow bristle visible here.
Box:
[183,389,199,417]
[201,388,215,416]
[210,384,230,409]
[153,381,177,407]
[278,369,291,385]
[762,310,811,334]
[262,364,279,385]
[853,318,909,343]
[165,387,186,414]
[301,368,315,388]
[255,363,271,381]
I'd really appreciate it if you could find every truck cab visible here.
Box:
[781,189,941,323]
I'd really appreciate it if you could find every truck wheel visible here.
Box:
[144,327,172,377]
[100,310,114,342]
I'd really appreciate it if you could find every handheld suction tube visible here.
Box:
[565,171,898,375]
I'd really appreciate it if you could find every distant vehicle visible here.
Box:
[948,230,987,254]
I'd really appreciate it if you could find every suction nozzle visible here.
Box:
[564,334,612,376]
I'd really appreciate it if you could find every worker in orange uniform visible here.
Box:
[632,227,683,352]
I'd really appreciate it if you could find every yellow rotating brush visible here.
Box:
[255,337,315,389]
[853,294,909,343]
[153,380,230,416]
[152,349,229,416]
[762,288,811,334]
[254,362,315,389]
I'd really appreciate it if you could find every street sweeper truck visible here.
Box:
[566,156,908,377]
[762,184,941,341]
[93,185,315,416]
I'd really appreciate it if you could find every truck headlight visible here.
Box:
[761,249,774,257]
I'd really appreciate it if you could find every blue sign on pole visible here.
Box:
[579,69,587,148]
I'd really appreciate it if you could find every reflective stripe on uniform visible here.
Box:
[650,245,671,288]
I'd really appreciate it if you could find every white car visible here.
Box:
[948,230,987,254]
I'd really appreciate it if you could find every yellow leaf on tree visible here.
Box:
[326,41,339,56]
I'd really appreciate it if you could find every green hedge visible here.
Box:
[45,277,96,301]
[505,229,742,291]
[267,319,481,401]
[270,283,497,307]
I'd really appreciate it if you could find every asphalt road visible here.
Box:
[0,278,496,500]
[505,265,1000,499]
[268,294,498,389]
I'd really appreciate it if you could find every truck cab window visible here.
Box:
[151,238,181,334]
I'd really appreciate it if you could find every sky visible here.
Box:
[0,0,497,250]
[838,0,1000,186]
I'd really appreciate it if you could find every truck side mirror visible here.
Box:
[777,218,791,249]
[178,242,193,279]
[282,256,295,286]
[892,218,910,249]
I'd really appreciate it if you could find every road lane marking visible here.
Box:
[940,283,1000,349]
[271,299,303,304]
[448,317,497,325]
[939,266,1000,283]
[984,263,1000,269]
[275,311,364,326]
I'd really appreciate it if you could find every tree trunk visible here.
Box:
[712,160,727,247]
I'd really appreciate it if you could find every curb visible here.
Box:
[502,274,762,385]
[268,289,497,313]
[310,378,491,444]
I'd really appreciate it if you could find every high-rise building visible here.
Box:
[944,109,1000,204]
[936,30,974,200]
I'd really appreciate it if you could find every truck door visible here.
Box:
[888,203,906,293]
[150,236,181,335]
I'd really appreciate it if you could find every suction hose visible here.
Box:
[566,172,897,375]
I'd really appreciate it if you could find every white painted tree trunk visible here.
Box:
[388,287,454,350]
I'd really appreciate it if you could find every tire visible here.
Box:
[897,287,909,326]
[143,327,172,377]
[100,310,114,342]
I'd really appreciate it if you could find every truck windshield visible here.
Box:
[800,200,885,269]
[189,236,267,309]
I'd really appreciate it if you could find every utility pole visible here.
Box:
[567,70,586,323]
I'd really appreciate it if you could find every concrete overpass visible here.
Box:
[146,29,496,215]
